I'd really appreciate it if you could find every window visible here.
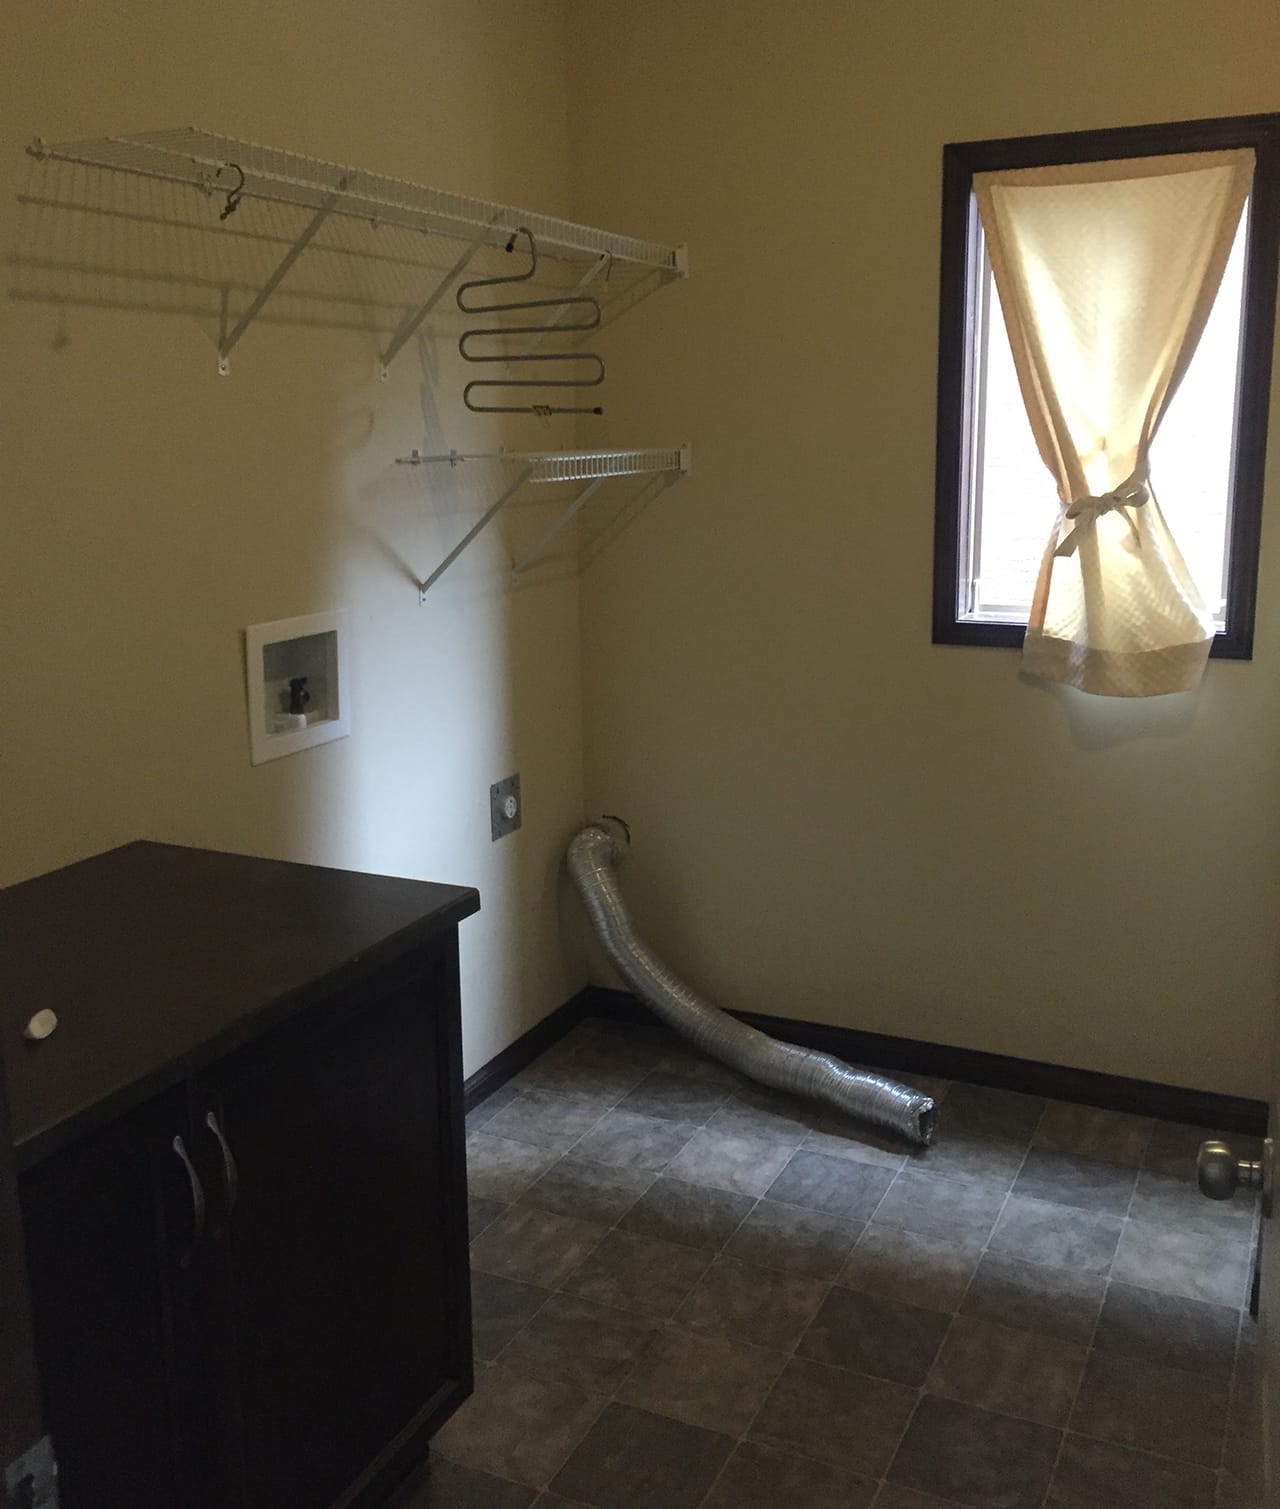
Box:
[933,116,1280,663]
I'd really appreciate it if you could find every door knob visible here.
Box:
[1197,1140,1264,1200]
[1198,1137,1274,1217]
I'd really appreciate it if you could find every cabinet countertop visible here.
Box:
[1,841,480,1168]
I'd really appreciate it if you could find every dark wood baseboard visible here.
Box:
[580,986,1269,1137]
[463,989,592,1111]
[466,984,1268,1136]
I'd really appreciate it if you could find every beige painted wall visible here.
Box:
[3,0,1276,1099]
[0,0,589,1073]
[567,0,1280,1099]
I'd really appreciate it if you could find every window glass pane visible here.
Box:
[966,253,1057,620]
[1149,206,1247,622]
[962,209,1247,629]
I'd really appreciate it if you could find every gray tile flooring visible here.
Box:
[395,1019,1265,1509]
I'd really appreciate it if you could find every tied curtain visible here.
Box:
[974,150,1253,696]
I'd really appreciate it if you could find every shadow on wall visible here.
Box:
[9,156,423,355]
[1019,671,1203,751]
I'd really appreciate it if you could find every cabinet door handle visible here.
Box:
[204,1110,239,1215]
[172,1134,206,1268]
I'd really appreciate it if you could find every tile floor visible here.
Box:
[395,1018,1265,1509]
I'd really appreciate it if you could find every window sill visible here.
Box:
[933,620,1252,661]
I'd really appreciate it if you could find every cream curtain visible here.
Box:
[974,150,1253,696]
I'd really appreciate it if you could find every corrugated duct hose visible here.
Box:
[568,818,937,1147]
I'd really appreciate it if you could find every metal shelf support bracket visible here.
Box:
[511,475,608,574]
[415,464,535,597]
[217,182,346,374]
[378,227,492,380]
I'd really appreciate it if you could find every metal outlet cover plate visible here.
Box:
[490,774,521,841]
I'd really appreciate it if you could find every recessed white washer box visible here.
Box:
[244,610,351,766]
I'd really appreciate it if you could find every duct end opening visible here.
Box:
[915,1099,939,1146]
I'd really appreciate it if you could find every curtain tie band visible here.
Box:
[1054,472,1150,557]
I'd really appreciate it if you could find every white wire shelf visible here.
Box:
[397,446,690,593]
[29,129,686,270]
[27,127,688,374]
[399,447,688,482]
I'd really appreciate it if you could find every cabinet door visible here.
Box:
[19,1087,197,1509]
[0,1045,51,1500]
[200,945,470,1509]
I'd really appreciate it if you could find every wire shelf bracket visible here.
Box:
[217,183,344,374]
[27,128,688,376]
[397,446,691,598]
[377,224,493,380]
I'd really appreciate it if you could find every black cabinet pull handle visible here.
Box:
[204,1110,239,1214]
[172,1134,205,1267]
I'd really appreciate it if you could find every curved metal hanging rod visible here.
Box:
[456,227,605,416]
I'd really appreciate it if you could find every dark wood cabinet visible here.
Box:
[0,1023,55,1509]
[20,1089,188,1508]
[2,843,480,1509]
[205,951,464,1509]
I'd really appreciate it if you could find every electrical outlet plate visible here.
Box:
[490,774,521,841]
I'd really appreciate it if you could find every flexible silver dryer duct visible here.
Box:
[568,819,937,1147]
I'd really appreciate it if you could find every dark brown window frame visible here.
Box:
[932,114,1280,661]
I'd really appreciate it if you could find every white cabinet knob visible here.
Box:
[24,1008,59,1041]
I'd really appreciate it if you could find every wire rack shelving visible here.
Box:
[28,127,687,374]
[396,446,691,594]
